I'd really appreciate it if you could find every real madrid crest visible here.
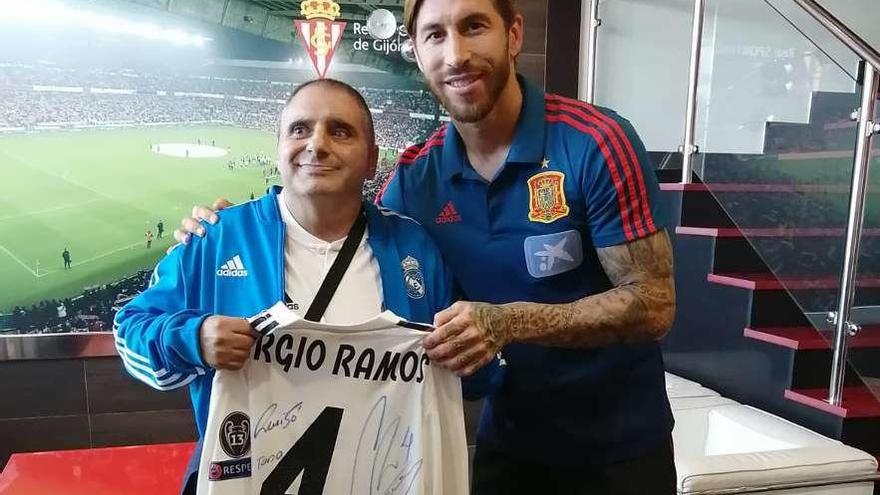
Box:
[527,171,570,223]
[401,256,425,299]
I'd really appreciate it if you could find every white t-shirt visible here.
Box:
[197,302,469,495]
[277,193,383,324]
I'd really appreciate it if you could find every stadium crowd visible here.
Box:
[358,86,437,114]
[2,65,293,100]
[0,64,442,126]
[1,89,439,148]
[375,113,438,149]
[0,90,280,129]
[2,65,442,112]
[5,270,152,335]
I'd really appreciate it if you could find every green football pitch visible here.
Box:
[0,125,407,313]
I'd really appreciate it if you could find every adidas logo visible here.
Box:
[217,255,248,277]
[434,201,462,224]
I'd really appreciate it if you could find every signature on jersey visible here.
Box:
[350,395,423,495]
[253,401,304,439]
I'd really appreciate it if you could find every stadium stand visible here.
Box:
[0,64,443,150]
[4,270,152,335]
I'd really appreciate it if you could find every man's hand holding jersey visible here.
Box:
[424,301,509,377]
[173,200,232,245]
[200,316,258,370]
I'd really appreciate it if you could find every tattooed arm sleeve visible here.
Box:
[474,229,675,348]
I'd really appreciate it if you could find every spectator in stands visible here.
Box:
[11,306,22,330]
[6,270,151,334]
[62,247,71,269]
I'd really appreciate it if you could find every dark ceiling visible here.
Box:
[246,0,404,22]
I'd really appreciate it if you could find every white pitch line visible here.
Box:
[0,244,40,277]
[2,240,149,278]
[58,175,117,202]
[38,241,147,277]
[0,198,105,223]
[71,241,145,267]
[0,148,117,203]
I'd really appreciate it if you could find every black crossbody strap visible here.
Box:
[304,208,367,321]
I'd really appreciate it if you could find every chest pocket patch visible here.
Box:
[523,230,584,279]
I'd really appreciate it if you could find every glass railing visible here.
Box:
[591,0,693,154]
[697,0,880,408]
[701,0,880,409]
[695,0,859,156]
[595,0,880,408]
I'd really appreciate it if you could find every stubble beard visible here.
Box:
[430,55,512,124]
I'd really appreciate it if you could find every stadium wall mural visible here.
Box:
[0,0,450,338]
[0,0,553,468]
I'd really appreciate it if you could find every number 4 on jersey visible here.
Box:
[261,407,344,495]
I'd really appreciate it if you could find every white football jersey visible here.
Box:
[197,302,469,495]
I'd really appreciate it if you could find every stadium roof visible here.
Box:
[121,0,416,77]
[247,1,404,22]
[122,0,404,41]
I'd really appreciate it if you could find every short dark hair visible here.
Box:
[404,0,516,37]
[280,79,375,145]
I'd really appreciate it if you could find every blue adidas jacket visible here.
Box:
[114,187,500,436]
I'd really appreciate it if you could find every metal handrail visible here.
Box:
[578,0,601,104]
[781,1,880,406]
[828,63,879,405]
[793,0,880,72]
[680,0,706,185]
[584,0,601,104]
[781,0,880,406]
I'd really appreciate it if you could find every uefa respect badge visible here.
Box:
[294,0,347,78]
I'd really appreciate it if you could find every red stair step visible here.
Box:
[785,387,880,418]
[744,326,880,350]
[661,183,859,193]
[677,226,880,238]
[708,272,880,290]
[778,150,858,160]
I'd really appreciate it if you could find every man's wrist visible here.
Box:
[194,313,216,368]
[473,302,526,347]
[498,302,530,344]
[496,301,577,345]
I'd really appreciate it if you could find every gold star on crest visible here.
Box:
[540,157,550,169]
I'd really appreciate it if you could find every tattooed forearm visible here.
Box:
[498,230,675,348]
[472,304,511,349]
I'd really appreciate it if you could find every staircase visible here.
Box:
[659,88,880,458]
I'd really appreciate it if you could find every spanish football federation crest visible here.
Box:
[527,171,570,223]
[401,256,426,299]
[295,0,347,78]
